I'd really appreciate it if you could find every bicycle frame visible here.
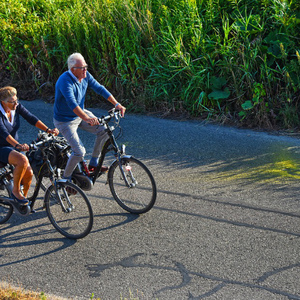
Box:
[87,111,132,187]
[29,136,74,213]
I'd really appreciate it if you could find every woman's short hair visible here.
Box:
[67,53,85,69]
[0,86,17,102]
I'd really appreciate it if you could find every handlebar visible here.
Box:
[97,108,121,125]
[28,133,55,151]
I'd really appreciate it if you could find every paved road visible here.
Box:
[1,100,300,300]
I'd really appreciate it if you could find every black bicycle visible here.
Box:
[30,109,157,214]
[0,134,93,239]
[88,109,157,214]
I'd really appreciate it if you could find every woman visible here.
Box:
[0,86,59,205]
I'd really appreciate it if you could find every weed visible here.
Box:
[0,0,299,128]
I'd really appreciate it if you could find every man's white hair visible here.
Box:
[67,53,85,69]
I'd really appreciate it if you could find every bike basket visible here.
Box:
[56,146,70,169]
[27,149,42,176]
[28,146,59,177]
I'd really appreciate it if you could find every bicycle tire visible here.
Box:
[108,157,157,214]
[0,185,13,224]
[44,181,93,239]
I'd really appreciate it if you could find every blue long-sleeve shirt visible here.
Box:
[0,103,39,147]
[54,71,112,122]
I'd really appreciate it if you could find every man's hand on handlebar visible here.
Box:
[115,104,126,117]
[86,117,100,126]
[48,128,59,136]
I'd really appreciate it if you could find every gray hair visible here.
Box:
[67,53,85,69]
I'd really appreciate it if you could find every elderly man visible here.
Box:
[53,53,126,180]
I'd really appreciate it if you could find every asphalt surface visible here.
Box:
[0,99,300,300]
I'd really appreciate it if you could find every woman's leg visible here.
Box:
[21,165,33,197]
[8,150,32,199]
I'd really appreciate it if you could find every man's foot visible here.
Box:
[66,186,77,196]
[88,165,109,173]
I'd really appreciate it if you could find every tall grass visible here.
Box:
[0,0,299,128]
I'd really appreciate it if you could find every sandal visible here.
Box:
[11,193,30,205]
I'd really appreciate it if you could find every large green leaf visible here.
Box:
[210,76,227,90]
[241,100,254,110]
[208,89,230,100]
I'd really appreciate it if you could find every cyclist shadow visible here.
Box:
[91,212,139,234]
[0,213,76,268]
[1,203,51,227]
[85,192,141,233]
[1,201,139,241]
[0,205,76,247]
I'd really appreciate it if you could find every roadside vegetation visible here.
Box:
[0,0,299,128]
[0,283,53,300]
[0,283,149,300]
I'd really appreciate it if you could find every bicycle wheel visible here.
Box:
[108,157,157,214]
[44,181,93,239]
[0,185,13,224]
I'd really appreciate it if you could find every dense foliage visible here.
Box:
[0,0,299,128]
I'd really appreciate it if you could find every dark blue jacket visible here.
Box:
[0,103,39,147]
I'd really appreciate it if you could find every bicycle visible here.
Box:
[31,109,157,214]
[0,134,93,239]
[75,108,157,214]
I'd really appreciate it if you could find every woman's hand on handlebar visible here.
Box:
[15,143,30,152]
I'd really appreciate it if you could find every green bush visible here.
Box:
[0,0,299,128]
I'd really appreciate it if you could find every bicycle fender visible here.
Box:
[107,155,133,180]
[109,155,132,167]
